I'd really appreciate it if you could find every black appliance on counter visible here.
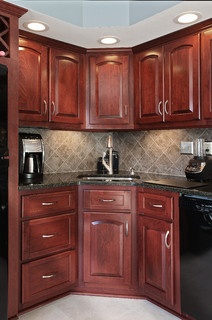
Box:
[185,157,212,182]
[0,64,8,320]
[179,195,212,320]
[19,133,44,181]
[97,150,119,174]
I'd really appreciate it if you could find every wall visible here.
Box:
[19,127,212,177]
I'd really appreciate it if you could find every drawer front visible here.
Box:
[22,251,76,304]
[138,192,173,220]
[22,190,76,218]
[22,214,76,260]
[83,189,131,211]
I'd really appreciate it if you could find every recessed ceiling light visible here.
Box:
[23,21,49,32]
[98,37,120,45]
[174,12,201,24]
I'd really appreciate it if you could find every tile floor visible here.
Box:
[18,295,181,320]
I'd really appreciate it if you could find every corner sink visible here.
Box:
[77,174,140,182]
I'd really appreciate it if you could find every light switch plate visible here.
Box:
[204,142,212,155]
[180,141,194,155]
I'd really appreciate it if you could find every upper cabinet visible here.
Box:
[201,28,212,120]
[86,52,134,130]
[19,38,48,123]
[19,37,85,129]
[135,34,200,127]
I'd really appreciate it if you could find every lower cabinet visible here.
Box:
[138,216,173,305]
[137,188,180,312]
[83,212,131,286]
[19,187,78,309]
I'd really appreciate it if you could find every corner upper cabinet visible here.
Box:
[134,47,163,125]
[18,37,84,128]
[49,48,84,125]
[19,38,48,123]
[135,34,200,126]
[86,52,134,130]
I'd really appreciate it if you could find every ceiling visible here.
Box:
[5,0,212,48]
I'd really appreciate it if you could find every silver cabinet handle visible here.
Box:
[148,203,163,208]
[125,221,129,237]
[42,273,57,279]
[165,230,170,249]
[99,199,115,202]
[42,233,58,238]
[52,101,56,115]
[42,202,57,206]
[125,105,128,117]
[158,101,162,115]
[164,100,169,115]
[43,100,47,114]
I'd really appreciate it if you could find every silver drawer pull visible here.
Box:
[148,203,163,208]
[42,233,58,238]
[99,199,115,202]
[165,230,171,249]
[42,273,57,279]
[42,202,57,206]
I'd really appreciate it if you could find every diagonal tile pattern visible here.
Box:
[19,127,212,177]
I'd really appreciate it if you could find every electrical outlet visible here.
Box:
[204,142,212,155]
[180,141,194,155]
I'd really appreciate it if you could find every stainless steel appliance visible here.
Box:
[0,64,8,320]
[19,133,44,180]
[180,195,212,320]
[185,139,212,181]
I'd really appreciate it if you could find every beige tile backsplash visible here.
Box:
[19,127,212,177]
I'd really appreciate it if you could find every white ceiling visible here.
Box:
[5,0,212,48]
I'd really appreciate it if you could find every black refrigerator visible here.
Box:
[0,64,8,320]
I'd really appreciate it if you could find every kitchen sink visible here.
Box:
[77,174,140,182]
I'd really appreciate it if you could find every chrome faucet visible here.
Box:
[102,135,113,175]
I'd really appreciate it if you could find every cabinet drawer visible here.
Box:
[22,214,76,260]
[22,251,76,304]
[137,192,173,220]
[22,190,76,218]
[83,189,131,211]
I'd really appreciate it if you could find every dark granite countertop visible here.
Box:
[18,171,212,198]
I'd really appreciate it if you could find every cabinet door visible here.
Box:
[50,48,84,124]
[83,212,131,286]
[201,28,212,119]
[164,34,200,122]
[134,47,163,124]
[138,216,174,307]
[18,38,48,122]
[88,54,130,127]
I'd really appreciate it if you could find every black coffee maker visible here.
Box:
[97,150,119,174]
[19,133,44,181]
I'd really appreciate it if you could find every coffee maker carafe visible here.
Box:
[19,133,44,180]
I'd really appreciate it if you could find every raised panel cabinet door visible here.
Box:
[89,55,130,125]
[83,212,131,286]
[138,216,174,307]
[50,48,84,124]
[18,38,48,122]
[134,47,163,124]
[201,28,212,119]
[164,34,200,122]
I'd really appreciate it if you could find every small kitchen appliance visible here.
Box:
[185,139,212,181]
[19,133,44,180]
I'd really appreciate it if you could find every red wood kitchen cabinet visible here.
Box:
[19,186,78,310]
[78,185,137,293]
[201,27,212,120]
[19,36,85,128]
[135,33,200,127]
[86,51,134,130]
[137,188,180,313]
